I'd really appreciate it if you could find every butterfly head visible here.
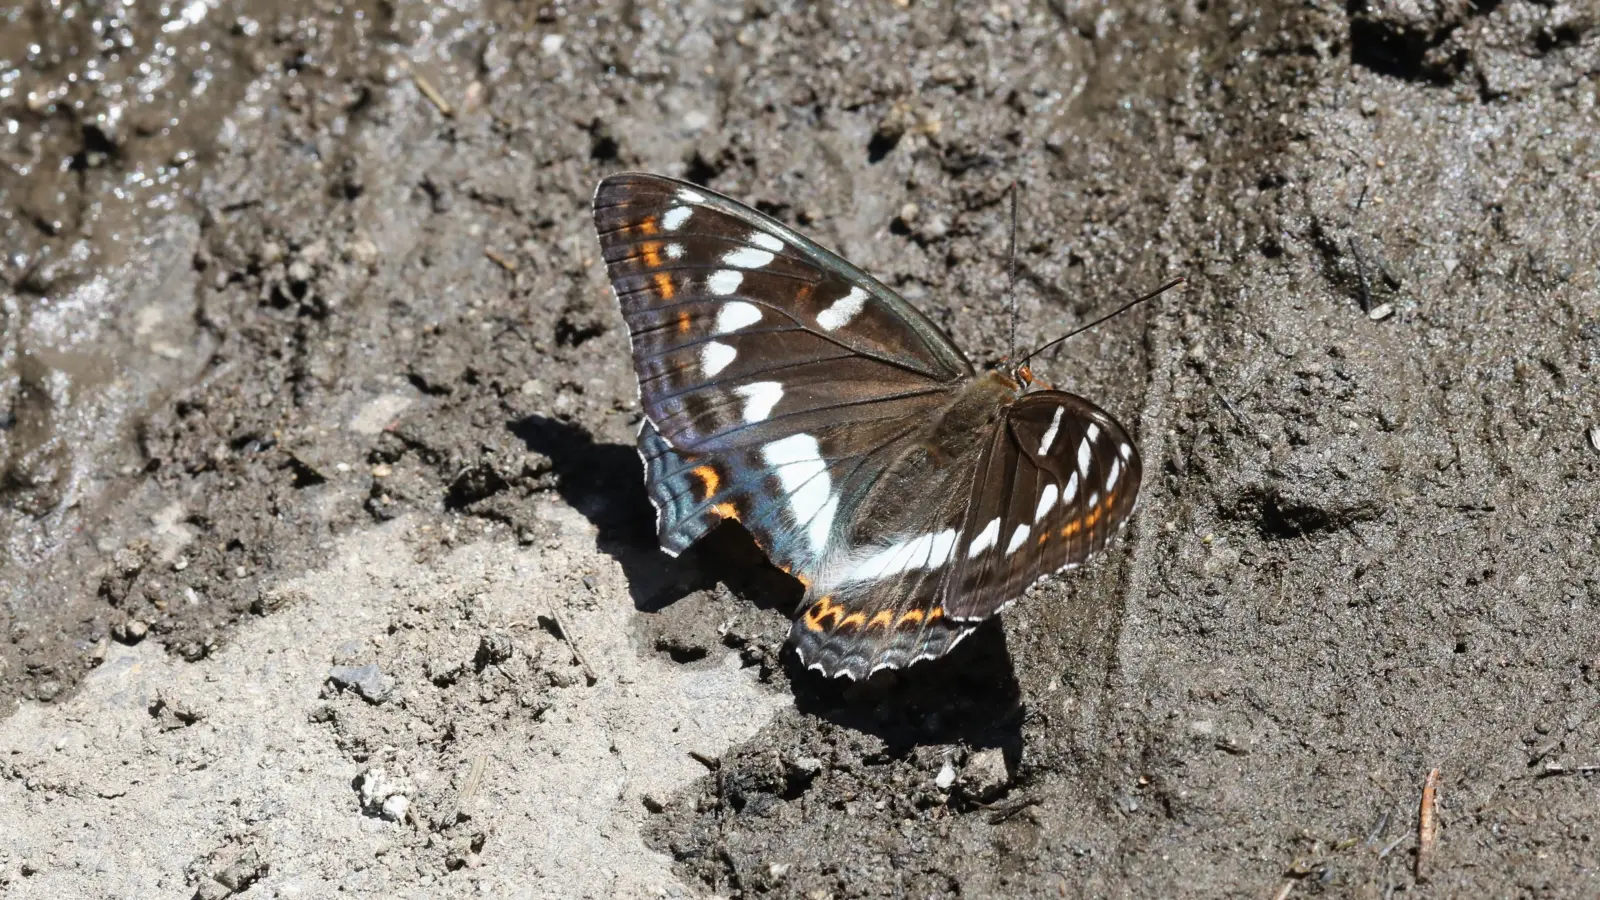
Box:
[1005,361,1055,393]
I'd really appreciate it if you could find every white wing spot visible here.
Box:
[1038,406,1065,455]
[761,434,835,558]
[701,341,736,376]
[714,301,762,334]
[665,242,685,259]
[1119,442,1133,461]
[722,247,775,269]
[1035,484,1059,522]
[1006,524,1031,555]
[734,381,782,423]
[1089,492,1100,508]
[1105,458,1122,492]
[676,188,706,204]
[840,530,959,584]
[661,206,693,231]
[1086,423,1101,443]
[1063,471,1080,503]
[816,287,868,331]
[1077,435,1093,477]
[749,231,785,252]
[808,495,839,561]
[967,517,1001,557]
[707,269,744,296]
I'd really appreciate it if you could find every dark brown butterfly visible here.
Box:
[593,173,1144,679]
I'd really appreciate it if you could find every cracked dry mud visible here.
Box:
[2,1,1598,897]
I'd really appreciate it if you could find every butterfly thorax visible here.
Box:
[922,368,1023,465]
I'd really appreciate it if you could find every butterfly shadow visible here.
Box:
[509,414,1022,753]
[509,414,796,615]
[785,622,1025,756]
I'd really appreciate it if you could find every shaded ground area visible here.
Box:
[2,0,1598,896]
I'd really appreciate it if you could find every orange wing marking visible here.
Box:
[690,465,720,500]
[804,596,843,632]
[867,610,894,630]
[656,273,677,301]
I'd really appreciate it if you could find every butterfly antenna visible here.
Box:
[1016,276,1186,370]
[1007,181,1020,360]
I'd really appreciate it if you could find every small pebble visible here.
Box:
[345,237,379,267]
[328,663,395,703]
[962,748,1011,801]
[1587,424,1599,455]
[935,761,957,790]
[1367,302,1394,321]
[381,794,410,822]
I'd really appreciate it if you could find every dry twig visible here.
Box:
[484,247,517,271]
[410,69,454,117]
[1416,767,1440,880]
[550,609,598,685]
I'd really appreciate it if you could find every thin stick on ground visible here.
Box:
[1538,762,1600,777]
[1416,767,1441,880]
[484,247,517,271]
[437,752,488,831]
[550,609,599,686]
[410,69,454,118]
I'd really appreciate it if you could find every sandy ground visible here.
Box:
[2,0,1598,897]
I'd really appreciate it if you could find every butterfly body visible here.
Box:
[593,173,1143,680]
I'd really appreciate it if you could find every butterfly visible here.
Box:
[592,172,1144,680]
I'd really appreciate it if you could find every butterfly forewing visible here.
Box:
[594,173,969,577]
[594,175,971,447]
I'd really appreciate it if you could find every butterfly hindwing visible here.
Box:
[788,434,983,678]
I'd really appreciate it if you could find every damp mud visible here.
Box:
[2,1,1597,897]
